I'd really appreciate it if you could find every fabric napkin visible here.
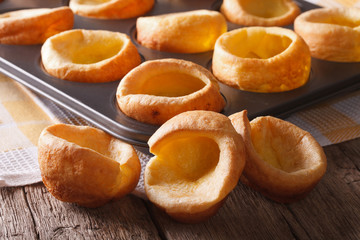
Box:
[0,74,53,187]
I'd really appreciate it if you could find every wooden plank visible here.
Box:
[0,186,38,239]
[145,183,309,240]
[23,183,161,240]
[286,138,360,239]
[146,138,360,240]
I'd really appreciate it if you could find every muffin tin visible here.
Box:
[0,0,359,148]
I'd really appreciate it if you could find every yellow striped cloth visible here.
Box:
[0,0,359,187]
[0,74,53,186]
[286,90,360,146]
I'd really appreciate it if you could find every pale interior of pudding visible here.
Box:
[250,121,313,173]
[74,0,111,5]
[240,0,290,18]
[224,29,292,59]
[148,135,220,197]
[48,126,113,160]
[311,15,360,28]
[52,31,123,64]
[137,72,206,97]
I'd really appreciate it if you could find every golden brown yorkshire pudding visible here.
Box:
[0,7,73,45]
[212,27,311,92]
[145,110,246,223]
[221,0,300,26]
[116,58,225,125]
[38,124,141,208]
[229,111,327,203]
[41,29,141,83]
[294,7,360,62]
[69,0,154,19]
[136,10,227,53]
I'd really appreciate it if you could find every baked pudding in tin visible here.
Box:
[136,10,227,53]
[38,124,141,208]
[0,7,73,45]
[145,110,246,223]
[229,111,327,203]
[69,0,155,19]
[41,29,141,83]
[221,0,300,26]
[294,7,360,62]
[116,58,225,125]
[212,26,311,92]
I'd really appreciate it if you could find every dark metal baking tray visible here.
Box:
[1,0,359,148]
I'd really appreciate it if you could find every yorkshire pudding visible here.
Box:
[41,29,141,83]
[38,124,141,208]
[294,7,360,62]
[136,10,227,53]
[212,27,311,92]
[229,111,327,203]
[145,110,246,223]
[69,0,154,19]
[221,0,300,26]
[116,59,225,125]
[0,7,73,45]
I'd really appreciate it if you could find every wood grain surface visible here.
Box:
[1,137,360,239]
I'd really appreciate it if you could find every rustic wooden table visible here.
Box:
[1,137,360,240]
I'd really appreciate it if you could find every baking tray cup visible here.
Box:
[1,0,360,148]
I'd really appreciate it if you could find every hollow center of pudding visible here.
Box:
[49,126,112,158]
[51,31,124,64]
[138,72,206,97]
[151,136,220,183]
[250,119,313,173]
[241,0,290,18]
[224,29,292,59]
[312,15,360,28]
[71,41,123,64]
[75,0,112,5]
